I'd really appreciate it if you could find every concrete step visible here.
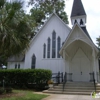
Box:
[58,84,94,87]
[43,90,92,95]
[54,86,94,89]
[49,88,95,92]
[43,82,100,95]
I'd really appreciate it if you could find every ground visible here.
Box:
[0,90,48,100]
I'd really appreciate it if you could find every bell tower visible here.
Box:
[71,0,86,27]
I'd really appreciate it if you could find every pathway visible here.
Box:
[34,92,99,100]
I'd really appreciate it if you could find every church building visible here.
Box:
[7,0,100,82]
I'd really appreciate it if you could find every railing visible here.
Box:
[89,73,94,82]
[93,72,96,92]
[52,72,63,84]
[97,72,100,82]
[63,72,67,91]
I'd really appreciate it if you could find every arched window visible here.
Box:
[57,37,61,58]
[52,31,56,58]
[31,54,36,69]
[15,64,17,69]
[99,58,100,70]
[18,64,20,69]
[47,38,51,58]
[43,43,46,58]
[74,20,77,24]
[80,19,83,25]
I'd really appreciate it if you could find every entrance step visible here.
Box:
[43,82,100,95]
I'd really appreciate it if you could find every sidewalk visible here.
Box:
[42,94,99,100]
[34,92,99,100]
[43,94,95,100]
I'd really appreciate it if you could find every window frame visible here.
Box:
[47,37,51,58]
[52,30,56,58]
[57,36,61,58]
[31,54,36,69]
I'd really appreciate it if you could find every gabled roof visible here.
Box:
[30,13,71,45]
[60,24,99,54]
[71,0,86,17]
[8,13,71,62]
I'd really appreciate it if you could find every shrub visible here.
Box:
[0,69,52,90]
[0,88,5,94]
[5,87,13,93]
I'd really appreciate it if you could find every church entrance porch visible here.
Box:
[62,40,95,82]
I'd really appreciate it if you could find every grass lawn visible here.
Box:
[0,90,48,100]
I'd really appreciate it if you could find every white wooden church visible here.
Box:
[7,0,100,82]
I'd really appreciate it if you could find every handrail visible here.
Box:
[63,72,67,91]
[52,72,63,84]
[93,72,96,92]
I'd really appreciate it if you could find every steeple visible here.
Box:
[71,0,86,27]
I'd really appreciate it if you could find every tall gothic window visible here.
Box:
[18,64,20,69]
[15,64,17,69]
[43,43,46,58]
[74,20,77,24]
[47,38,51,58]
[80,19,83,25]
[31,54,36,69]
[57,36,61,58]
[52,31,56,58]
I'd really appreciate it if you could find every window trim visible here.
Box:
[47,37,51,58]
[31,54,36,69]
[52,30,56,58]
[57,36,61,58]
[18,64,20,69]
[15,64,17,69]
[43,43,46,58]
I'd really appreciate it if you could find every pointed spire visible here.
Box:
[71,0,86,17]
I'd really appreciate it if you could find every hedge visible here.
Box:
[0,69,52,89]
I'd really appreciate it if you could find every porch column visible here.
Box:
[92,48,97,82]
[63,49,69,73]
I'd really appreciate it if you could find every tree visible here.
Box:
[96,36,100,65]
[0,0,33,65]
[29,0,69,26]
[96,36,100,49]
[0,0,69,65]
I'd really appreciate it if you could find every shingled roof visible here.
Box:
[81,27,92,41]
[71,0,86,17]
[7,55,25,62]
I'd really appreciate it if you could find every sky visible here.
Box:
[24,0,100,45]
[65,0,100,44]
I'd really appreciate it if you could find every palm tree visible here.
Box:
[0,0,32,57]
[0,0,33,65]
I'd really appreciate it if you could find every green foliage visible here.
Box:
[29,0,69,26]
[0,69,52,89]
[96,36,100,50]
[0,88,5,94]
[5,87,12,93]
[0,0,35,65]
